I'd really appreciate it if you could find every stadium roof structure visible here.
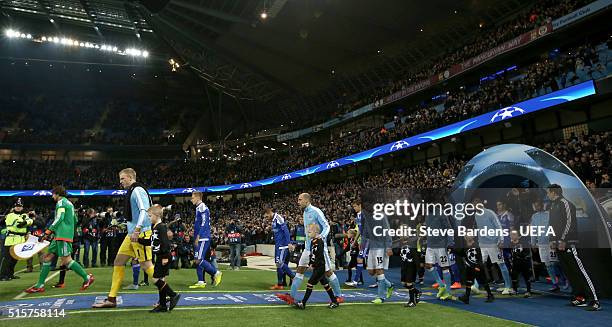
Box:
[0,0,535,122]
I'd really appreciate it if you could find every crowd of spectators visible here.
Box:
[0,96,197,145]
[0,132,612,252]
[2,130,610,247]
[329,0,594,122]
[1,37,609,189]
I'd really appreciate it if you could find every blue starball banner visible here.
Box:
[0,80,596,197]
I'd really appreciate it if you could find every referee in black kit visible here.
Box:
[547,184,601,311]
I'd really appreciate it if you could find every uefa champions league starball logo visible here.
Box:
[281,174,291,181]
[33,190,53,196]
[240,183,252,189]
[326,161,340,169]
[390,140,410,151]
[400,247,412,262]
[181,188,197,193]
[490,106,525,122]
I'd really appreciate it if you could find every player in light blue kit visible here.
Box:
[189,191,222,288]
[265,205,296,290]
[277,193,344,305]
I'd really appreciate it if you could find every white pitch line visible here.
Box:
[21,288,370,300]
[14,270,60,300]
[68,301,411,315]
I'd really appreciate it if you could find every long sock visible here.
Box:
[324,284,337,303]
[196,261,204,282]
[442,270,452,292]
[436,265,444,282]
[484,283,492,296]
[58,265,67,284]
[450,263,461,283]
[406,283,415,302]
[281,263,295,279]
[68,260,89,281]
[380,274,392,288]
[347,268,353,281]
[429,267,444,285]
[302,284,313,304]
[132,263,140,285]
[155,279,165,305]
[143,271,149,284]
[499,263,512,289]
[376,275,386,300]
[144,266,154,281]
[158,284,168,307]
[465,285,472,297]
[165,283,176,297]
[328,273,342,297]
[276,268,284,285]
[290,273,304,299]
[109,265,125,298]
[36,262,51,288]
[353,263,363,282]
[524,274,531,292]
[199,259,217,275]
[545,263,557,286]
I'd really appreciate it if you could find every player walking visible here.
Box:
[265,206,295,290]
[189,191,222,288]
[25,186,94,293]
[278,193,343,304]
[93,168,153,308]
[423,211,455,301]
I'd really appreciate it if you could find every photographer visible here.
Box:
[176,234,193,269]
[82,208,100,268]
[0,198,33,281]
[99,207,118,267]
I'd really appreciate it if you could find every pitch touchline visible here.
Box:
[17,288,375,300]
[69,301,414,314]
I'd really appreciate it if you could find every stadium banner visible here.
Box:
[375,23,553,108]
[0,80,595,197]
[552,0,612,30]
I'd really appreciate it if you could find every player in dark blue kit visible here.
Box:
[189,192,222,289]
[265,206,295,290]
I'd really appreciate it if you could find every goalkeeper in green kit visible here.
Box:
[25,186,95,293]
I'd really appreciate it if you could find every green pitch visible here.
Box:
[1,259,522,326]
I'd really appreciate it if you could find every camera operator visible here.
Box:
[0,198,34,281]
[82,208,100,268]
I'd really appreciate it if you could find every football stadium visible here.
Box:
[1,0,612,326]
